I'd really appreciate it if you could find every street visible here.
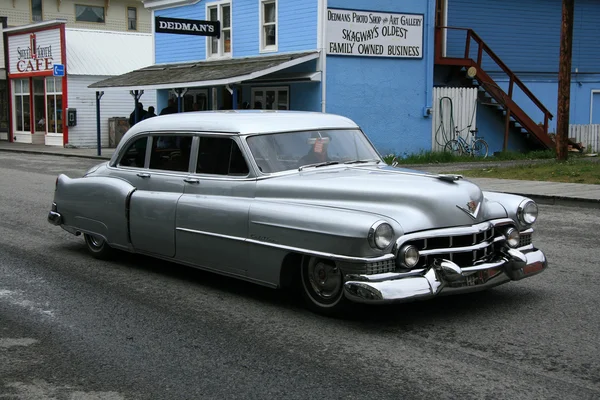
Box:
[1,152,599,400]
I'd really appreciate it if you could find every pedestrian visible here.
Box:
[143,106,157,120]
[160,98,178,115]
[129,103,147,127]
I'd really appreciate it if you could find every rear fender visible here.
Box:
[53,174,135,249]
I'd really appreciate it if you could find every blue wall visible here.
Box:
[156,0,318,63]
[593,92,600,124]
[446,0,600,74]
[325,0,435,156]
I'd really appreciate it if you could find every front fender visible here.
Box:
[53,174,135,248]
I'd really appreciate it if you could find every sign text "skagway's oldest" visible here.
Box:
[155,16,220,37]
[326,9,424,58]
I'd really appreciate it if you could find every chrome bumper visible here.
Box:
[343,247,547,304]
[48,202,62,226]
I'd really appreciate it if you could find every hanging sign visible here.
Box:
[155,16,220,37]
[8,28,61,75]
[326,9,424,59]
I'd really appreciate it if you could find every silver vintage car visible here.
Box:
[48,111,547,315]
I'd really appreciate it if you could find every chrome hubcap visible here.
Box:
[308,260,342,301]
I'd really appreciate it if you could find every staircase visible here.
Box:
[435,27,554,150]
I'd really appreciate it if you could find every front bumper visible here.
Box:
[343,247,547,304]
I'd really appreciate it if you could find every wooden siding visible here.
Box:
[67,76,156,148]
[446,0,600,73]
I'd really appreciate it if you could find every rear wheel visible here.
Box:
[444,140,462,156]
[472,139,489,158]
[300,256,348,316]
[84,233,114,260]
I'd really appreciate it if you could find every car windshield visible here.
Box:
[246,129,381,173]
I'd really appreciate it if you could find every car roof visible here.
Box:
[124,110,359,136]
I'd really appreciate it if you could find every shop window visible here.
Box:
[127,7,137,30]
[260,0,277,52]
[183,89,209,112]
[119,136,148,168]
[207,1,231,58]
[13,79,31,133]
[46,77,63,134]
[33,78,46,133]
[75,5,105,23]
[150,135,193,172]
[31,0,43,22]
[251,87,289,110]
[197,136,249,176]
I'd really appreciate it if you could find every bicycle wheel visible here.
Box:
[472,139,489,158]
[444,140,462,156]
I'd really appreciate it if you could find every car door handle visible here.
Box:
[183,178,200,184]
[136,172,151,178]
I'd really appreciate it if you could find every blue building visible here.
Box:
[90,0,600,156]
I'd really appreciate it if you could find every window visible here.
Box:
[207,2,231,58]
[150,135,193,172]
[260,0,277,51]
[127,7,137,30]
[33,78,45,133]
[183,89,209,112]
[197,137,249,176]
[75,5,105,23]
[31,0,43,22]
[251,87,288,110]
[13,79,31,133]
[46,77,63,134]
[119,136,149,168]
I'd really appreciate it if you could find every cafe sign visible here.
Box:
[326,8,424,58]
[8,28,61,75]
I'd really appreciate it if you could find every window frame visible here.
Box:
[259,0,278,53]
[45,77,64,134]
[74,4,106,24]
[251,86,289,110]
[127,6,138,31]
[194,134,250,178]
[206,0,232,60]
[13,79,31,134]
[30,0,43,22]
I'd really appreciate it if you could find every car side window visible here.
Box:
[118,136,148,168]
[197,136,249,176]
[149,135,193,172]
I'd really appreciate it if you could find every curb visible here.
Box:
[0,148,111,160]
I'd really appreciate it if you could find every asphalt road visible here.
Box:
[1,152,599,400]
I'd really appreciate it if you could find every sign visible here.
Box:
[8,28,61,75]
[155,16,220,37]
[326,9,424,59]
[53,63,64,77]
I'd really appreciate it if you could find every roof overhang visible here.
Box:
[3,19,66,34]
[142,0,201,10]
[88,51,320,91]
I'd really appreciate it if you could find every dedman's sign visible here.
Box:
[326,9,424,58]
[155,16,220,37]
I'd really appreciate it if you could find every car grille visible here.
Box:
[519,232,532,247]
[397,222,511,270]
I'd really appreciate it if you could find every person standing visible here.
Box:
[160,98,178,115]
[142,106,157,120]
[129,103,147,127]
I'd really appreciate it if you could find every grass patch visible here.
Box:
[449,158,600,184]
[384,149,557,165]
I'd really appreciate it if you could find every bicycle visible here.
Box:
[444,127,489,158]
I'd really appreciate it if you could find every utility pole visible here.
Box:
[556,0,574,161]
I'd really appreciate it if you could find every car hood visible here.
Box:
[255,165,508,233]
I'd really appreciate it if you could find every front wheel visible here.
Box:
[300,256,348,316]
[84,233,114,260]
[472,139,489,158]
[444,140,462,156]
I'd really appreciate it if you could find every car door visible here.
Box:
[175,134,256,276]
[126,134,195,258]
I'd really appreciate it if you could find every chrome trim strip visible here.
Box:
[176,227,394,263]
[519,228,534,235]
[419,235,505,256]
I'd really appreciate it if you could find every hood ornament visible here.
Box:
[457,200,481,219]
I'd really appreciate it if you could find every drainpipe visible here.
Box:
[95,91,104,156]
[423,0,435,117]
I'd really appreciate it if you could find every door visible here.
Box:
[592,91,600,124]
[175,135,255,275]
[117,134,194,257]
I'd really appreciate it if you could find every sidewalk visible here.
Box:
[0,141,598,207]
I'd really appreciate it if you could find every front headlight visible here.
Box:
[368,221,394,250]
[518,200,538,225]
[398,245,420,268]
